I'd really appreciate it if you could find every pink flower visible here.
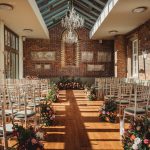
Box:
[31,138,37,144]
[144,139,149,144]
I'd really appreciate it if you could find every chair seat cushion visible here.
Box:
[28,102,40,107]
[143,105,150,111]
[0,124,13,133]
[124,107,145,114]
[35,97,46,101]
[0,109,17,116]
[15,110,36,118]
[116,100,129,104]
[130,98,144,103]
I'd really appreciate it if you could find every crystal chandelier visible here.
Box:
[61,1,84,30]
[64,29,78,44]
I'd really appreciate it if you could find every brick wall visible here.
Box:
[126,19,150,79]
[23,24,114,78]
[114,35,127,78]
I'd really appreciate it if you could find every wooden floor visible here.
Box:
[43,90,123,150]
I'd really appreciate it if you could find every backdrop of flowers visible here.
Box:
[99,99,117,123]
[122,117,150,150]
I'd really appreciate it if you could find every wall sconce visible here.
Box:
[142,49,148,80]
[142,49,148,59]
[22,36,26,41]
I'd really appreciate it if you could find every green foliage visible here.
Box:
[87,87,97,101]
[40,102,55,126]
[47,82,58,103]
[99,99,117,123]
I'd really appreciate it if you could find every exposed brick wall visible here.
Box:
[23,23,114,78]
[126,19,150,80]
[114,35,127,78]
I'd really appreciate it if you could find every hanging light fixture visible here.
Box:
[64,29,78,44]
[61,0,84,30]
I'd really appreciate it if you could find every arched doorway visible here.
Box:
[61,30,80,68]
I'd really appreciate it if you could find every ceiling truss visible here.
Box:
[36,0,108,29]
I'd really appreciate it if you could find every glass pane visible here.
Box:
[10,53,16,78]
[16,54,19,78]
[16,37,19,50]
[4,30,8,46]
[7,32,10,46]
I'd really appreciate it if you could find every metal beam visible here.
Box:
[39,0,57,11]
[95,0,106,6]
[36,0,44,5]
[44,5,68,20]
[81,0,103,12]
[45,9,67,24]
[75,10,95,24]
[42,0,67,16]
[46,13,66,27]
[74,6,97,20]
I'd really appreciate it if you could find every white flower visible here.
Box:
[134,137,141,145]
[47,107,50,111]
[102,111,105,114]
[36,131,44,140]
[132,143,138,150]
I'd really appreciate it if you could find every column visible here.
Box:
[0,21,5,79]
[114,35,127,78]
[19,36,23,79]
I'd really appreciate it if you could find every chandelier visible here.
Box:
[64,29,78,44]
[61,0,84,30]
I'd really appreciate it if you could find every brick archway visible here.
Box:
[61,30,80,68]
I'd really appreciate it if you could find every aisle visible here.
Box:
[44,90,123,150]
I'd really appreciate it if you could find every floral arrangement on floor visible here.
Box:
[47,82,59,103]
[99,99,117,123]
[40,101,55,126]
[13,124,46,150]
[122,117,150,150]
[87,87,97,101]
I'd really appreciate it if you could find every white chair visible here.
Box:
[123,84,149,123]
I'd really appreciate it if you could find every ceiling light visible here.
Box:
[0,3,13,10]
[23,29,33,33]
[109,30,118,34]
[132,7,147,13]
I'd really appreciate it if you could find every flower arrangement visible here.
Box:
[40,102,55,126]
[87,87,97,101]
[122,117,150,150]
[99,99,117,123]
[13,124,46,150]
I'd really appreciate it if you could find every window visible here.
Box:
[132,39,139,78]
[4,26,19,79]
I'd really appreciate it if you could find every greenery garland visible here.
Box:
[99,99,117,123]
[122,117,150,150]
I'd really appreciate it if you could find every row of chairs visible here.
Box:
[0,78,50,149]
[95,77,150,135]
